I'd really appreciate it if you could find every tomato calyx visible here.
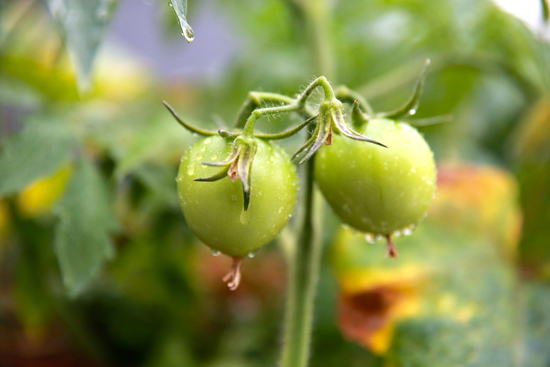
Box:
[293,100,387,165]
[223,257,244,291]
[196,135,258,211]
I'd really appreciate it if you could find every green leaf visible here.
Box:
[169,0,194,42]
[45,0,118,91]
[542,0,549,23]
[54,158,116,297]
[0,118,73,198]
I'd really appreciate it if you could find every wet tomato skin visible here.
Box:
[314,119,436,235]
[177,136,298,257]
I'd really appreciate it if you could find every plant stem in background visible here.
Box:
[302,0,334,80]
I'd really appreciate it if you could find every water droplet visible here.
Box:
[393,230,402,237]
[183,26,195,42]
[278,206,284,213]
[196,154,203,160]
[342,224,350,230]
[210,248,221,257]
[240,210,250,224]
[365,233,375,244]
[375,234,384,241]
[204,138,211,144]
[201,147,206,152]
[270,156,277,162]
[289,214,293,218]
[187,162,195,175]
[211,154,218,160]
[247,252,256,258]
[402,225,414,236]
[409,109,417,115]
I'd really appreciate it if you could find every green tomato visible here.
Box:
[177,136,298,258]
[314,119,436,236]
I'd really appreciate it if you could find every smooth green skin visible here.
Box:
[314,119,436,235]
[177,136,298,257]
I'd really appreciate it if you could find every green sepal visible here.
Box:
[237,141,258,211]
[201,143,241,167]
[335,85,374,117]
[194,165,231,182]
[163,101,218,136]
[256,115,317,140]
[332,106,387,148]
[298,110,332,165]
[378,59,430,120]
[292,112,325,164]
[351,100,369,130]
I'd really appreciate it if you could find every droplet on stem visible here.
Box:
[365,233,375,244]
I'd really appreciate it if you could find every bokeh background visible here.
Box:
[1,0,550,366]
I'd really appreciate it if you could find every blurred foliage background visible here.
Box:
[1,0,550,366]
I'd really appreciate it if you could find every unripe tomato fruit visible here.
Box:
[314,119,436,236]
[177,136,298,258]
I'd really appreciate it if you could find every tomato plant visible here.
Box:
[177,135,298,258]
[314,118,436,255]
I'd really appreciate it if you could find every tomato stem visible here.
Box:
[385,234,399,258]
[280,0,333,365]
[280,150,322,367]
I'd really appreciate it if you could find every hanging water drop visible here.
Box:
[402,226,414,236]
[247,251,256,258]
[170,0,195,42]
[210,248,221,257]
[183,26,195,42]
[365,233,375,244]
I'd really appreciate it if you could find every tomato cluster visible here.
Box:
[167,73,437,289]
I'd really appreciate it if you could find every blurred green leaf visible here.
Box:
[169,0,194,42]
[45,0,118,91]
[542,0,549,23]
[388,318,476,367]
[0,117,73,197]
[54,157,116,297]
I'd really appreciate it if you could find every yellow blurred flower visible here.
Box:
[17,166,72,217]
